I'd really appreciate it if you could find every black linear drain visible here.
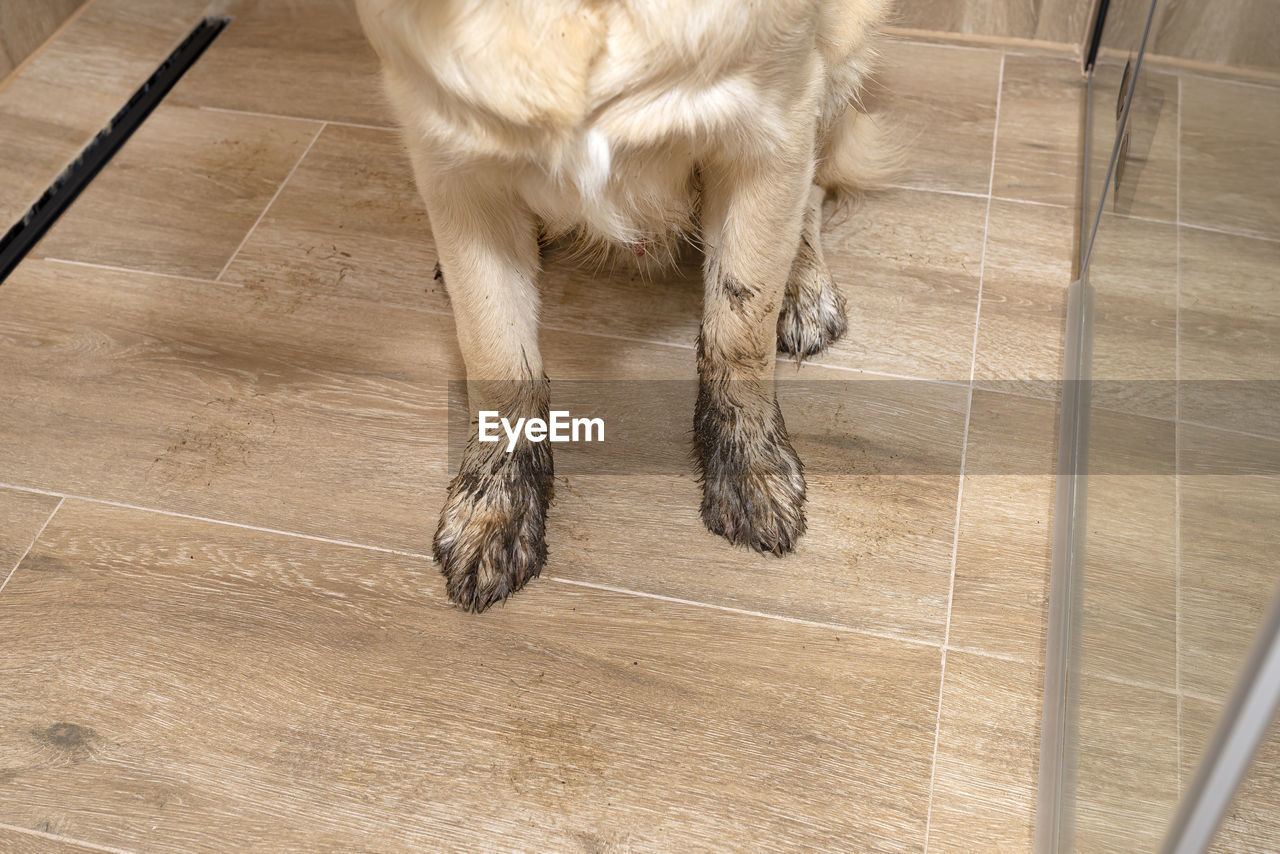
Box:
[0,16,229,285]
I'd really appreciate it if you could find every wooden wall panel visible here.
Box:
[1153,0,1280,72]
[1035,0,1095,43]
[896,0,1279,72]
[895,0,1040,40]
[894,0,1091,44]
[1097,0,1280,73]
[0,0,88,80]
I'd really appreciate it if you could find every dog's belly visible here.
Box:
[515,133,698,254]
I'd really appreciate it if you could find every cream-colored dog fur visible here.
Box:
[357,0,892,611]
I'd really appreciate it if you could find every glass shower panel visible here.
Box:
[1172,65,1280,850]
[1066,0,1280,848]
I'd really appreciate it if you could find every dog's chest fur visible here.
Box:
[360,0,828,250]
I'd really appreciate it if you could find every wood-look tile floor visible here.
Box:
[0,3,1091,851]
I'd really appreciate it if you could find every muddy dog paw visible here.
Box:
[777,253,849,361]
[433,438,554,612]
[693,386,807,555]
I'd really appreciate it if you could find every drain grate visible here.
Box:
[0,16,230,285]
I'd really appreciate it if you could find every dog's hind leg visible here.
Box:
[415,167,553,613]
[694,143,813,555]
[777,184,848,361]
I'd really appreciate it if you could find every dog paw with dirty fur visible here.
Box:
[693,389,807,555]
[432,439,554,612]
[777,250,849,361]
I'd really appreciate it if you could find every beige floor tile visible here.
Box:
[1178,227,1280,437]
[1181,698,1280,854]
[949,390,1057,662]
[1072,673,1180,853]
[973,199,1076,396]
[220,124,438,305]
[1179,420,1280,478]
[167,0,393,127]
[0,499,940,852]
[1087,213,1179,420]
[0,0,87,80]
[1179,695,1217,783]
[0,259,456,555]
[35,105,322,279]
[991,53,1085,208]
[0,488,60,577]
[0,0,211,228]
[925,650,1041,852]
[815,189,987,379]
[0,83,109,231]
[553,471,961,642]
[550,371,969,641]
[874,40,1002,195]
[1180,76,1280,240]
[1078,473,1177,689]
[222,121,701,335]
[0,258,968,637]
[1087,405,1177,481]
[225,115,988,382]
[0,828,107,854]
[1178,445,1280,699]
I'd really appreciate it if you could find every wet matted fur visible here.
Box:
[357,0,895,611]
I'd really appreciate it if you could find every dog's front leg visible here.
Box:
[694,145,814,554]
[422,175,551,612]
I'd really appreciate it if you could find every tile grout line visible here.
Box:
[1175,220,1279,245]
[196,104,397,133]
[216,99,1077,225]
[40,257,243,289]
[1090,669,1186,699]
[215,121,328,282]
[0,822,137,854]
[553,580,1050,665]
[1058,405,1280,445]
[1174,72,1184,791]
[0,497,63,596]
[1080,667,1222,705]
[889,182,1071,211]
[0,482,433,562]
[0,479,1045,666]
[990,195,1068,209]
[889,184,990,200]
[1178,418,1280,444]
[22,256,977,388]
[923,49,1005,854]
[549,578,945,649]
[945,643,1033,665]
[1170,69,1280,93]
[44,245,1280,438]
[1110,211,1280,245]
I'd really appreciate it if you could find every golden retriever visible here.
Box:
[355,0,893,611]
